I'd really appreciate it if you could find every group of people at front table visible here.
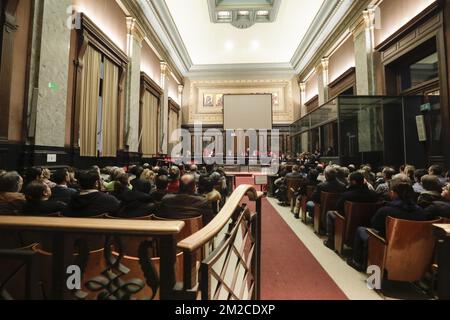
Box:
[0,164,229,226]
[274,163,450,272]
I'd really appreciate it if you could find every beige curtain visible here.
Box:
[101,58,119,157]
[168,108,179,145]
[79,46,101,157]
[141,91,159,156]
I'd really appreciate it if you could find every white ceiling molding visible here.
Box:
[291,0,355,74]
[137,0,356,78]
[188,62,296,80]
[139,0,193,74]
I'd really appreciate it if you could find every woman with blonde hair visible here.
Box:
[140,169,156,185]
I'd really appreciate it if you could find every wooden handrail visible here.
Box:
[0,216,185,236]
[178,185,264,252]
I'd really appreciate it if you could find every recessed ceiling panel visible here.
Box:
[164,0,325,65]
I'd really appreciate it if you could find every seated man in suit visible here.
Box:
[149,175,169,203]
[65,170,120,217]
[426,184,450,219]
[324,171,380,250]
[157,174,214,225]
[50,168,78,204]
[306,166,346,218]
[286,165,302,179]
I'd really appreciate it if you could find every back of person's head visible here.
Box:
[316,165,324,174]
[414,169,428,183]
[158,167,169,177]
[391,173,411,185]
[132,179,152,194]
[349,172,365,186]
[390,181,416,205]
[129,165,144,179]
[180,175,196,194]
[429,165,444,177]
[24,167,43,185]
[190,164,198,172]
[292,165,299,173]
[52,168,69,185]
[404,165,416,181]
[337,166,349,180]
[308,169,319,181]
[382,167,396,180]
[42,168,52,180]
[78,170,100,190]
[113,173,130,195]
[0,170,6,177]
[199,175,214,194]
[348,164,356,173]
[155,175,169,191]
[0,171,23,193]
[140,169,155,182]
[24,181,50,201]
[421,175,442,193]
[324,167,337,181]
[110,167,125,181]
[169,166,180,180]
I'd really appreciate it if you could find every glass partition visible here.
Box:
[290,95,438,169]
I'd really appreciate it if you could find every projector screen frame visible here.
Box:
[222,93,274,131]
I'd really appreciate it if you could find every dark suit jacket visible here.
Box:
[336,185,380,213]
[311,179,346,204]
[157,193,214,225]
[371,200,430,237]
[426,201,450,219]
[50,185,78,204]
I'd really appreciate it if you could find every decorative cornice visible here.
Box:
[297,0,372,81]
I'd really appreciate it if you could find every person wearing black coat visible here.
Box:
[347,180,430,271]
[115,180,156,218]
[324,172,380,250]
[306,167,346,218]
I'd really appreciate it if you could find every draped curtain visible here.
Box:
[141,91,159,156]
[168,108,179,147]
[79,46,101,157]
[101,58,119,157]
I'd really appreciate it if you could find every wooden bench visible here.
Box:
[313,192,342,234]
[334,202,383,255]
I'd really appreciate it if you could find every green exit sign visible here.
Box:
[420,103,431,112]
[48,82,59,91]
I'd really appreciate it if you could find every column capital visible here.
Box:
[178,84,184,95]
[299,82,306,93]
[321,57,329,71]
[126,17,145,44]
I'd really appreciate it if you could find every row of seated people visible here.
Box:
[0,164,228,226]
[274,163,450,277]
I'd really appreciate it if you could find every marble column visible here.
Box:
[32,0,72,147]
[177,84,184,129]
[125,17,145,153]
[352,9,378,95]
[160,62,169,154]
[317,58,329,105]
[299,82,307,118]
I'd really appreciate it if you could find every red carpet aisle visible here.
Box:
[235,177,347,300]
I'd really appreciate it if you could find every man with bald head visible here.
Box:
[156,174,214,224]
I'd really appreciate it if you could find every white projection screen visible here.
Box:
[223,94,273,130]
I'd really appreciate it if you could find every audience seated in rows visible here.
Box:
[115,179,156,218]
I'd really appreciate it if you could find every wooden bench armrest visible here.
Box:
[367,228,386,244]
[334,211,345,255]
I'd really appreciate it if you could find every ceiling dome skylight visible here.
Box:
[208,0,281,29]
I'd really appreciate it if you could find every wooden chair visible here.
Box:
[313,192,342,234]
[367,217,441,285]
[153,216,203,243]
[334,202,383,255]
[286,178,304,211]
[300,186,316,224]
